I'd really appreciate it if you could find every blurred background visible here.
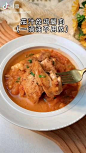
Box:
[0,0,63,8]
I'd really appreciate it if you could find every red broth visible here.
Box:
[3,48,80,112]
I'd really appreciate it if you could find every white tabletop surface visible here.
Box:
[0,116,63,153]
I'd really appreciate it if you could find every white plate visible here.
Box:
[0,34,86,131]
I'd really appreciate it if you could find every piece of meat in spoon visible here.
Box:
[32,61,63,98]
[21,71,43,104]
[33,50,50,62]
[41,57,63,95]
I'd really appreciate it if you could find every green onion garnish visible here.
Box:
[29,53,34,56]
[26,65,29,69]
[52,61,55,65]
[28,59,32,63]
[17,77,21,80]
[25,54,34,58]
[30,72,35,77]
[39,75,46,78]
[25,55,29,58]
[16,81,19,83]
[16,77,21,83]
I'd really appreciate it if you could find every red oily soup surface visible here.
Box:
[3,48,80,112]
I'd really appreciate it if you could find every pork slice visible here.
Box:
[32,61,59,98]
[41,58,56,73]
[34,51,50,62]
[11,60,25,71]
[21,73,43,104]
[41,58,63,95]
[50,71,63,95]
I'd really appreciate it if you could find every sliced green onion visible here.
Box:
[16,81,19,83]
[39,75,46,78]
[28,59,32,63]
[52,61,55,65]
[26,65,29,69]
[30,72,35,77]
[16,77,21,83]
[29,53,34,56]
[25,54,29,58]
[26,54,34,58]
[17,77,21,80]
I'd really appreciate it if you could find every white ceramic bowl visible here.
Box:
[0,34,86,131]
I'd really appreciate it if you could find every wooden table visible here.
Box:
[0,20,86,153]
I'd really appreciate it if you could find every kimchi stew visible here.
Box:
[4,48,80,112]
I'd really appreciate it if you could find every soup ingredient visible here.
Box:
[39,75,46,78]
[34,50,50,62]
[30,72,35,77]
[21,73,43,103]
[26,65,29,69]
[28,59,32,63]
[32,61,62,98]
